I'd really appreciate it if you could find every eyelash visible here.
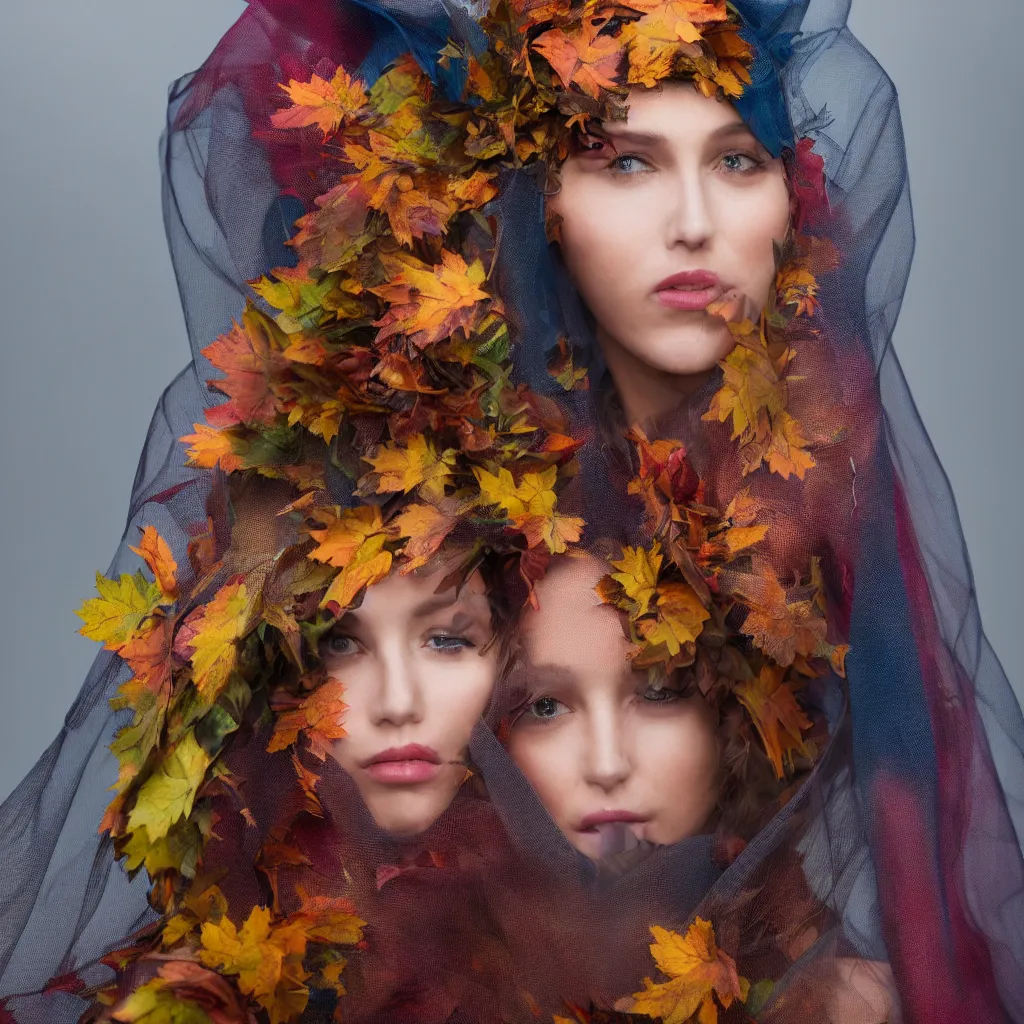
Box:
[516,685,684,723]
[583,140,765,179]
[324,632,476,656]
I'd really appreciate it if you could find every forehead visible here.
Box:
[353,564,489,617]
[604,82,749,143]
[523,557,633,668]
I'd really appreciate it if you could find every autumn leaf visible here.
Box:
[734,567,826,666]
[637,582,710,655]
[270,67,368,135]
[547,335,589,392]
[180,580,256,699]
[371,249,490,349]
[199,906,310,1024]
[735,664,813,778]
[202,309,289,429]
[320,532,393,611]
[532,19,623,100]
[764,408,816,481]
[126,731,211,842]
[181,423,251,474]
[625,1,710,89]
[130,526,179,602]
[291,892,366,945]
[77,570,161,650]
[268,679,349,759]
[606,543,663,618]
[360,434,455,502]
[308,506,384,568]
[630,920,749,1024]
[776,263,819,317]
[390,502,459,570]
[111,960,249,1024]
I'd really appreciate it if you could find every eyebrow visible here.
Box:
[600,121,759,147]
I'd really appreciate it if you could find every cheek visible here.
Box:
[723,181,791,295]
[507,729,575,822]
[636,714,719,802]
[424,655,496,740]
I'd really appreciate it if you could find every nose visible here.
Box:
[582,702,633,792]
[370,643,424,728]
[665,166,713,251]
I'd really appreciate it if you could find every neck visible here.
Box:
[597,326,714,428]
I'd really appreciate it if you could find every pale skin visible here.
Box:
[324,568,497,837]
[506,554,720,861]
[548,81,791,426]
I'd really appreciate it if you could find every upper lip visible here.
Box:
[361,744,442,767]
[653,270,721,292]
[579,809,649,830]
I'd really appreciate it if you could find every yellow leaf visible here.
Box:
[362,434,455,501]
[320,532,393,611]
[126,731,211,841]
[130,526,178,601]
[631,920,749,1024]
[77,570,161,650]
[268,679,349,758]
[609,543,663,618]
[637,582,710,655]
[185,581,255,698]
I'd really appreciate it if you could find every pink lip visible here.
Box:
[579,809,649,831]
[363,744,442,785]
[653,270,724,311]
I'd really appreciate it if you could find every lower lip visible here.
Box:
[654,286,723,311]
[366,760,442,784]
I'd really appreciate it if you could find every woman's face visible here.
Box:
[548,82,791,391]
[507,556,720,860]
[325,567,497,836]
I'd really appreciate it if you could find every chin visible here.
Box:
[628,324,735,377]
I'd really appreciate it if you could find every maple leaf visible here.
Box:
[130,526,179,602]
[734,567,826,666]
[371,250,490,349]
[292,892,366,945]
[320,532,393,611]
[181,423,251,474]
[390,502,459,570]
[735,664,813,778]
[547,335,589,392]
[624,1,712,89]
[637,582,710,655]
[307,505,384,568]
[764,409,816,481]
[77,570,161,651]
[360,434,455,502]
[607,543,664,618]
[126,731,211,842]
[631,920,749,1024]
[776,263,820,317]
[252,262,335,322]
[199,906,310,1024]
[202,309,289,429]
[270,67,368,135]
[268,679,349,759]
[180,580,256,699]
[703,327,784,442]
[532,19,623,100]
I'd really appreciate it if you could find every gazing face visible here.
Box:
[325,568,498,837]
[507,555,720,860]
[548,83,791,408]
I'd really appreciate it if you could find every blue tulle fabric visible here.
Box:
[1,1,1023,1022]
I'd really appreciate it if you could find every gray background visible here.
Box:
[0,0,1020,802]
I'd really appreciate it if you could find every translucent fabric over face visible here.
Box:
[1,0,1023,1023]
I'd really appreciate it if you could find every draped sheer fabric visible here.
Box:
[1,1,1022,1022]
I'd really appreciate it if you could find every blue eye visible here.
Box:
[326,634,358,656]
[528,696,569,720]
[610,153,651,175]
[720,152,761,174]
[426,634,474,653]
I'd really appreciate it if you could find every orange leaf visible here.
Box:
[390,502,459,571]
[735,664,813,778]
[130,526,178,601]
[532,19,623,100]
[268,679,349,759]
[361,434,455,502]
[181,423,250,474]
[308,506,384,568]
[630,919,750,1024]
[371,249,490,349]
[735,568,826,666]
[180,580,256,699]
[270,67,367,135]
